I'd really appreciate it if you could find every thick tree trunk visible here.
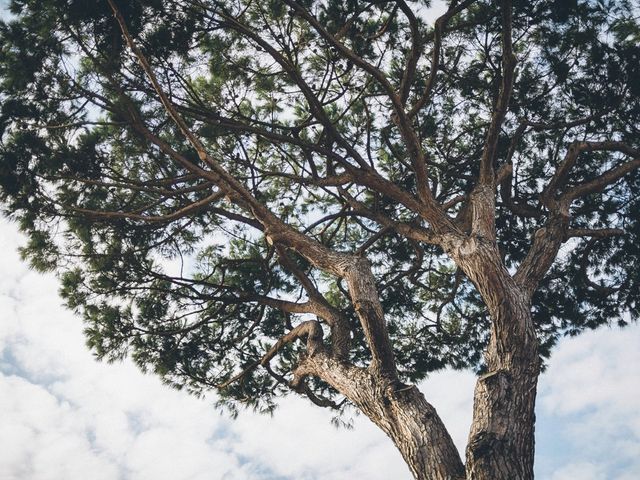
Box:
[295,234,542,479]
[443,235,541,479]
[300,354,465,480]
[465,293,539,479]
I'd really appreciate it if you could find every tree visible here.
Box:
[0,0,638,477]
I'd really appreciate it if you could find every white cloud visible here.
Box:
[537,325,640,480]
[540,327,640,416]
[550,462,605,480]
[229,397,410,480]
[0,374,121,480]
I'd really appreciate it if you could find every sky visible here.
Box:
[1,219,639,480]
[1,1,639,479]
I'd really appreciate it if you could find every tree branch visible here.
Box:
[217,320,324,389]
[566,228,625,239]
[67,190,224,224]
[397,0,421,104]
[478,0,516,185]
[543,141,638,204]
[513,214,569,295]
[282,0,447,215]
[261,320,325,366]
[564,157,640,201]
[408,0,478,117]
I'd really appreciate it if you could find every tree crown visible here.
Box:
[1,0,639,415]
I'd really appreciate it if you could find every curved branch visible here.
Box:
[67,190,224,223]
[543,141,639,204]
[217,320,324,389]
[275,247,351,359]
[261,320,325,366]
[408,0,478,118]
[564,157,640,201]
[478,0,516,186]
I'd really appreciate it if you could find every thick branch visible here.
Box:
[566,227,625,239]
[564,157,640,201]
[513,214,569,296]
[340,189,441,245]
[344,257,398,379]
[516,142,637,293]
[543,141,639,203]
[276,247,351,360]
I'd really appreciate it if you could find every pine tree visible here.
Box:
[1,1,638,478]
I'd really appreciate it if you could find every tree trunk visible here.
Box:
[464,291,540,480]
[301,354,466,480]
[362,385,466,480]
[443,235,541,479]
[299,236,541,479]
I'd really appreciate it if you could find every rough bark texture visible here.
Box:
[301,354,466,480]
[444,236,540,480]
[465,288,539,480]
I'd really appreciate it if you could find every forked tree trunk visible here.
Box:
[302,239,541,480]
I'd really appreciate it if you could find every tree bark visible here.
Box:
[465,292,539,480]
[444,235,540,479]
[300,354,466,480]
[291,233,543,480]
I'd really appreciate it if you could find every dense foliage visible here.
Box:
[0,0,638,416]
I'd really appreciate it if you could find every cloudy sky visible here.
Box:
[1,1,639,479]
[1,220,639,480]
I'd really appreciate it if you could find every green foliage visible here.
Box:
[0,0,638,414]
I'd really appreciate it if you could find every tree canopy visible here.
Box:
[1,0,639,477]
